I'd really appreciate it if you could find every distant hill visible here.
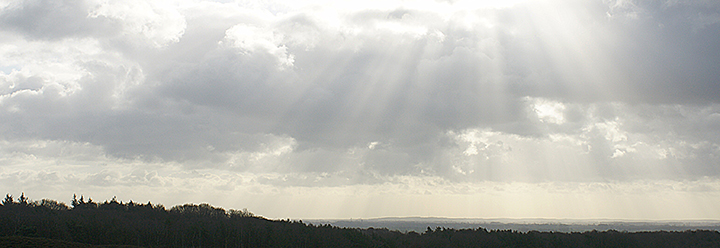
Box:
[307,217,720,233]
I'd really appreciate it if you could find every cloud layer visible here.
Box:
[1,0,719,219]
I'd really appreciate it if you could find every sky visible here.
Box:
[1,0,720,220]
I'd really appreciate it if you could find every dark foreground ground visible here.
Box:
[3,195,720,247]
[0,236,145,248]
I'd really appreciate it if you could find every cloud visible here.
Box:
[1,0,720,219]
[223,23,295,68]
[89,0,186,47]
[0,0,115,40]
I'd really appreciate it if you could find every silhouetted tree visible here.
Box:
[71,194,79,208]
[39,199,69,211]
[2,194,13,206]
[18,193,27,205]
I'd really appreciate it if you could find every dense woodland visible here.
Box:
[2,193,720,247]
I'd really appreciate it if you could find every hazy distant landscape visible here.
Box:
[309,217,720,233]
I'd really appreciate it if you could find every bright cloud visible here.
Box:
[89,0,187,47]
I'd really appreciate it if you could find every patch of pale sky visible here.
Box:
[6,161,720,219]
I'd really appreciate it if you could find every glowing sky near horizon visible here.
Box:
[1,0,720,220]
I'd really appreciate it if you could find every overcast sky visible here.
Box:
[1,0,720,220]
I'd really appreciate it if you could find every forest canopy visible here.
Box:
[2,193,720,248]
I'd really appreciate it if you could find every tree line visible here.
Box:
[2,193,719,247]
